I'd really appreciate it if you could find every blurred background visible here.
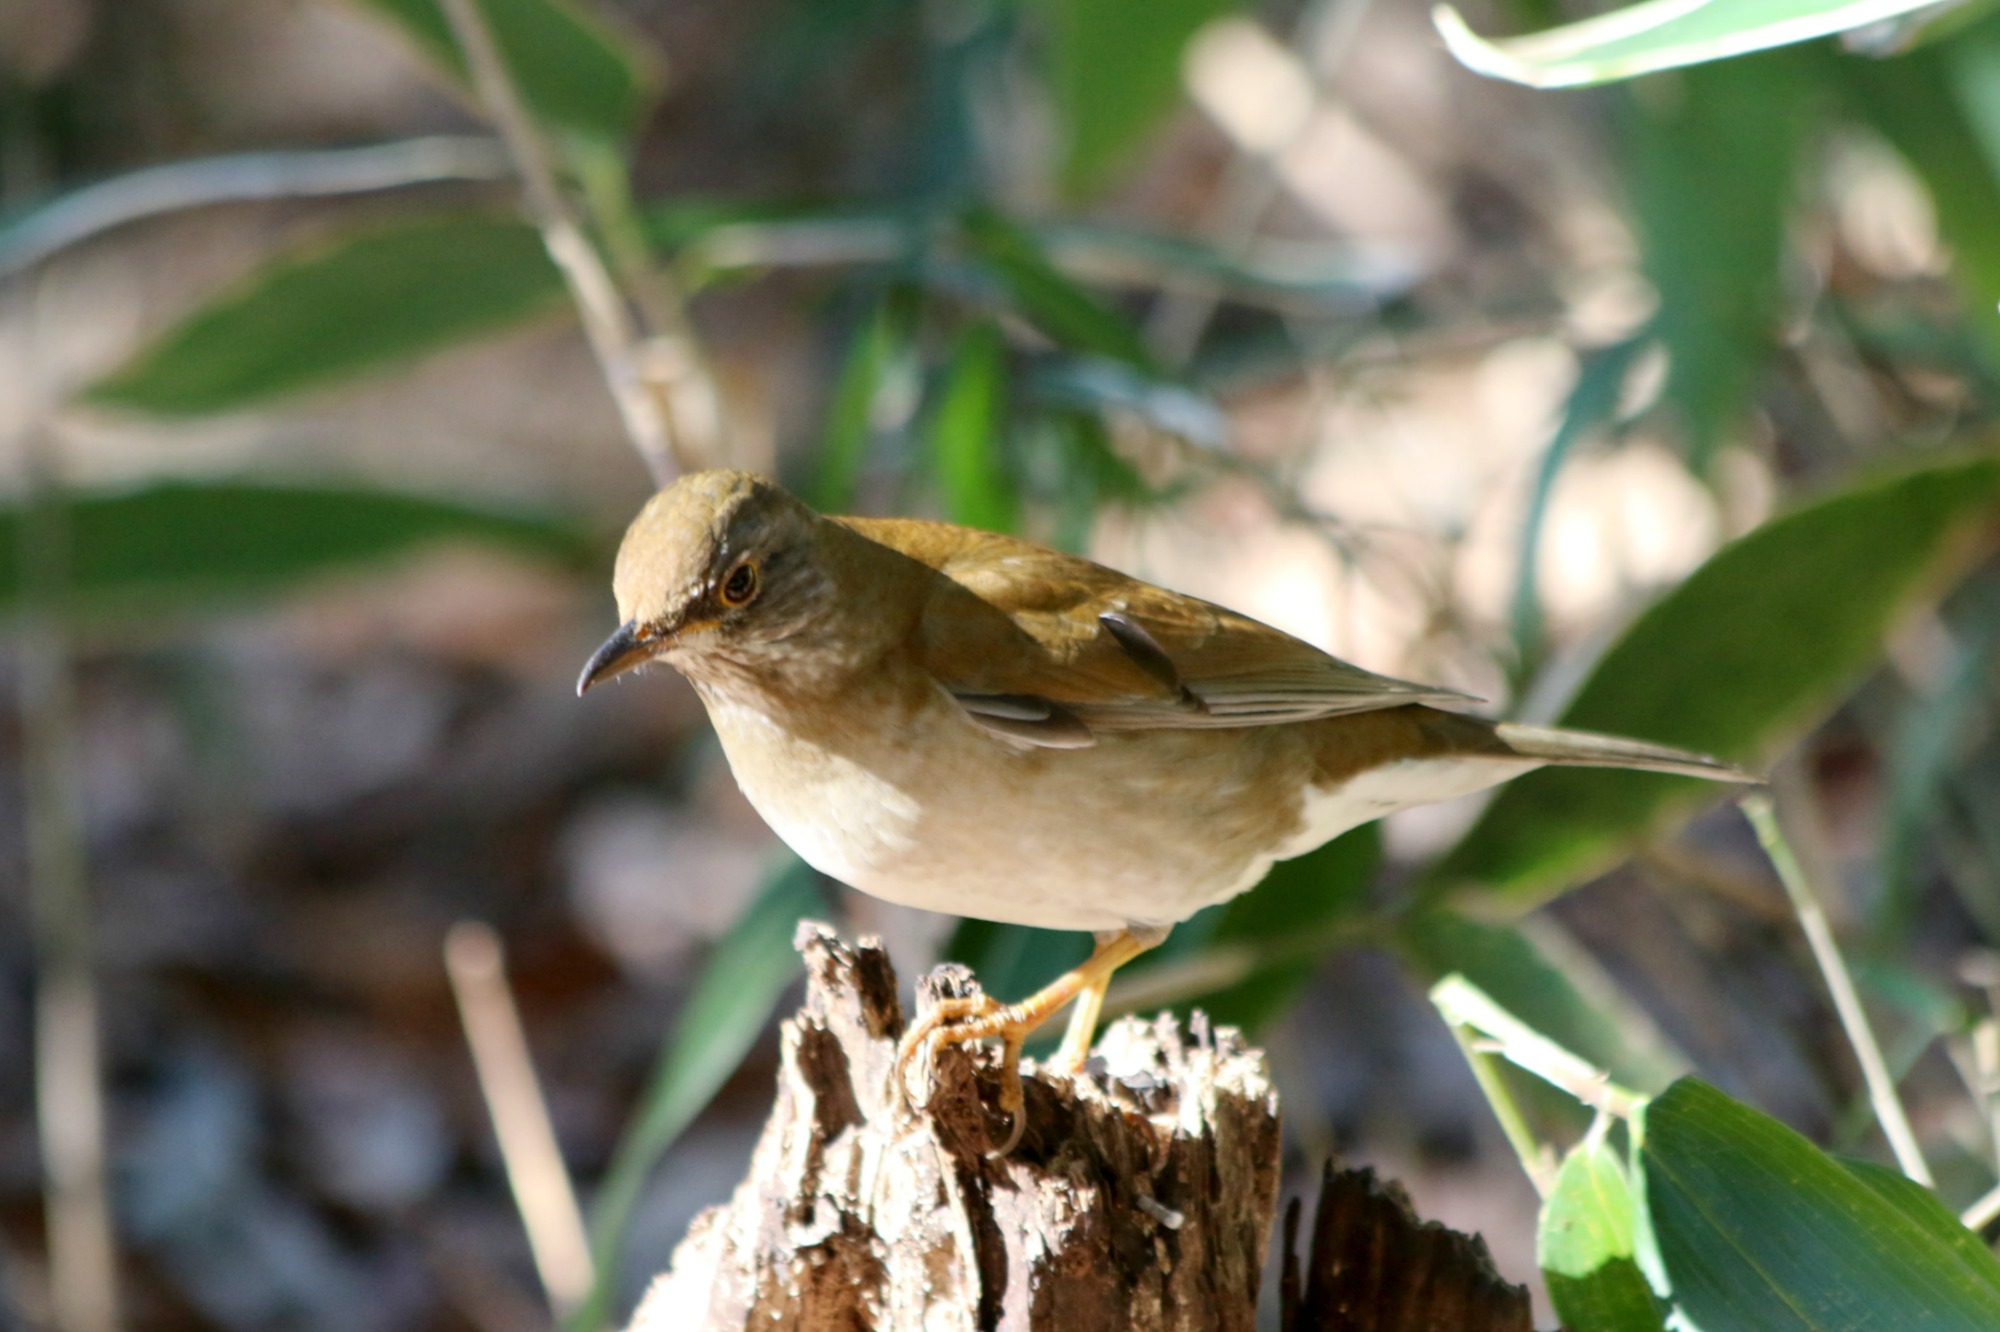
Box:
[5,0,2000,1327]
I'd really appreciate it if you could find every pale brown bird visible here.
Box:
[579,469,1750,1149]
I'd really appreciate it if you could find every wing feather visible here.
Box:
[837,516,1474,741]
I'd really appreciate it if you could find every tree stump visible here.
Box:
[628,921,1283,1331]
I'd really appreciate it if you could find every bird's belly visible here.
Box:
[702,691,1315,934]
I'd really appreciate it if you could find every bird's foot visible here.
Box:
[896,995,1035,1157]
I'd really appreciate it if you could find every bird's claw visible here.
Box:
[896,994,1030,1156]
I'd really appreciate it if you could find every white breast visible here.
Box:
[702,695,923,886]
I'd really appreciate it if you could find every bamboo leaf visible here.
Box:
[85,216,562,416]
[1433,452,2000,908]
[1636,1078,2000,1329]
[0,480,588,620]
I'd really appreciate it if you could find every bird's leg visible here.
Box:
[897,925,1169,1154]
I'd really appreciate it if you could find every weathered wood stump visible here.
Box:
[629,921,1283,1331]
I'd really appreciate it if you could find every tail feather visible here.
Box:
[1493,722,1757,783]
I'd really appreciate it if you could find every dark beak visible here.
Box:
[577,620,651,696]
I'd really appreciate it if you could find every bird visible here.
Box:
[578,468,1752,1151]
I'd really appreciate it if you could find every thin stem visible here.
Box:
[435,0,684,486]
[21,436,121,1332]
[1742,794,1933,1186]
[0,137,511,278]
[1447,1021,1558,1198]
[446,922,595,1320]
[1430,975,1646,1120]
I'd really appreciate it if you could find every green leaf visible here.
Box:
[0,480,588,620]
[574,857,825,1332]
[1841,1158,2000,1297]
[1401,910,1686,1092]
[1435,0,1936,88]
[352,0,655,143]
[1622,51,1815,470]
[1540,1140,1670,1332]
[1432,451,2000,908]
[930,322,1018,533]
[1636,1078,2000,1330]
[1037,0,1237,194]
[809,297,907,512]
[85,216,563,416]
[959,209,1153,368]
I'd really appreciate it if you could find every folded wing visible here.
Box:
[839,516,1473,748]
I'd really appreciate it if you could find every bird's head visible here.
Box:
[577,469,832,695]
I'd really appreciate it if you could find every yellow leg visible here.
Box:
[897,926,1168,1155]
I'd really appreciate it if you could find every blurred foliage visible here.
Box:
[0,481,590,617]
[16,0,2000,1323]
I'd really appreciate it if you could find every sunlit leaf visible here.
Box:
[85,216,562,416]
[1435,0,1936,87]
[1432,451,2000,909]
[1038,0,1238,194]
[351,0,656,143]
[573,858,825,1332]
[1540,1140,1670,1332]
[0,480,588,620]
[930,322,1019,533]
[1636,1078,2000,1329]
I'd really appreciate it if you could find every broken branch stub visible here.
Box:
[627,920,1283,1331]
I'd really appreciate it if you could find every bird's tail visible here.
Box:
[1493,722,1756,783]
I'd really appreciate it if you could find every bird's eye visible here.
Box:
[719,560,761,608]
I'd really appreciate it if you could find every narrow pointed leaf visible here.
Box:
[1636,1078,2000,1329]
[85,216,562,416]
[1433,452,2000,908]
[931,323,1018,534]
[0,480,588,620]
[1623,51,1813,471]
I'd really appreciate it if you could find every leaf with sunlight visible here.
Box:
[930,322,1019,534]
[0,480,589,619]
[1430,451,2000,909]
[1637,1078,2000,1328]
[1435,0,1947,88]
[1540,1139,1669,1332]
[1041,0,1238,194]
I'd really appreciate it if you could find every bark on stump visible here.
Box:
[629,921,1282,1331]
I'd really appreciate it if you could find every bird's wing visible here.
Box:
[836,516,1472,748]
